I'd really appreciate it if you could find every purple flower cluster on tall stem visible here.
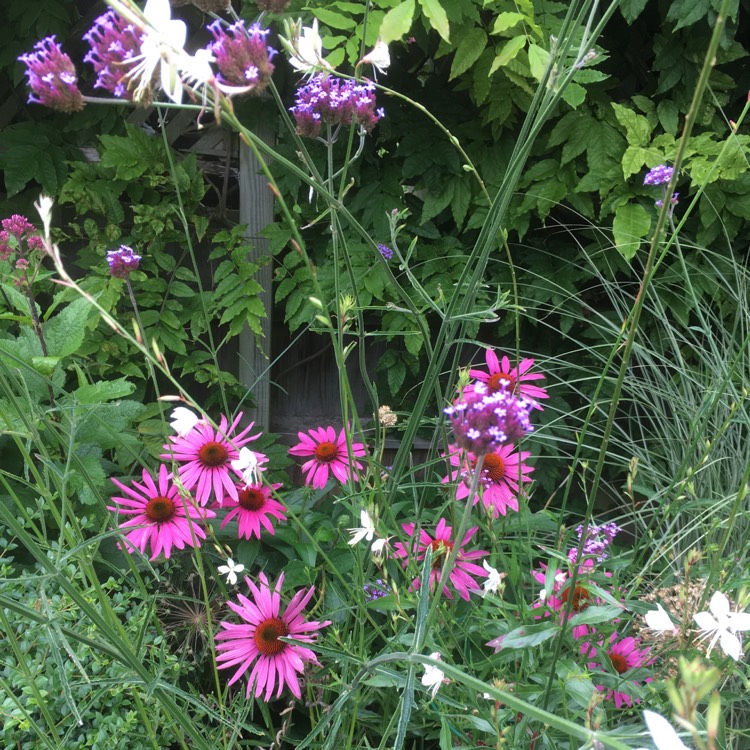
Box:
[107,246,141,279]
[83,10,144,100]
[18,37,84,113]
[291,74,384,138]
[643,164,674,186]
[568,522,621,564]
[207,20,276,93]
[0,215,44,262]
[445,383,533,456]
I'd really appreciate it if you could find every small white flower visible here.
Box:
[645,603,678,635]
[693,590,750,660]
[421,652,446,699]
[287,19,331,76]
[231,447,263,486]
[127,0,188,104]
[481,560,505,597]
[347,509,378,551]
[359,39,390,75]
[169,407,202,437]
[217,558,244,585]
[636,710,691,750]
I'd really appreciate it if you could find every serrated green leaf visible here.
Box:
[43,298,92,358]
[619,0,649,23]
[613,203,651,261]
[450,27,487,79]
[490,37,526,74]
[387,357,406,394]
[31,356,60,377]
[72,378,135,404]
[657,100,680,135]
[419,0,450,41]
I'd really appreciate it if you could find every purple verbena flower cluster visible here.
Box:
[445,383,533,456]
[18,37,84,113]
[207,20,276,93]
[107,245,142,279]
[363,579,388,601]
[377,243,393,261]
[643,164,674,186]
[568,522,621,564]
[0,215,44,262]
[83,10,144,100]
[291,74,384,138]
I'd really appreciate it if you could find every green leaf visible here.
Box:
[621,145,663,179]
[657,100,680,135]
[419,0,450,42]
[379,0,415,43]
[568,605,624,627]
[31,357,60,377]
[313,8,356,29]
[43,298,93,358]
[72,378,135,404]
[612,102,652,146]
[561,82,586,108]
[490,36,526,73]
[387,357,406,394]
[612,203,651,261]
[450,27,487,79]
[496,623,560,649]
[619,0,649,24]
[665,0,711,30]
[527,44,550,82]
[492,11,526,34]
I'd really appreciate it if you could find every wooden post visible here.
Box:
[238,120,275,431]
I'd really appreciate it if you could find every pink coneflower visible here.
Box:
[467,349,549,408]
[218,482,286,539]
[108,464,214,560]
[442,444,533,517]
[393,518,487,601]
[162,413,260,506]
[288,426,367,489]
[581,633,651,708]
[532,561,598,640]
[215,572,330,701]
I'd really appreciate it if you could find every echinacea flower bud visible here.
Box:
[207,20,276,94]
[18,37,84,113]
[107,245,141,279]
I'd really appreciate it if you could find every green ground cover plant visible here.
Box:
[1,0,749,748]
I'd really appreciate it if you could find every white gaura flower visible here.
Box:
[481,560,505,597]
[287,19,331,76]
[348,509,376,546]
[645,603,678,635]
[347,509,389,557]
[421,652,446,699]
[358,39,390,76]
[231,447,262,486]
[693,591,750,660]
[635,710,691,750]
[169,407,202,437]
[217,558,245,585]
[127,0,188,104]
